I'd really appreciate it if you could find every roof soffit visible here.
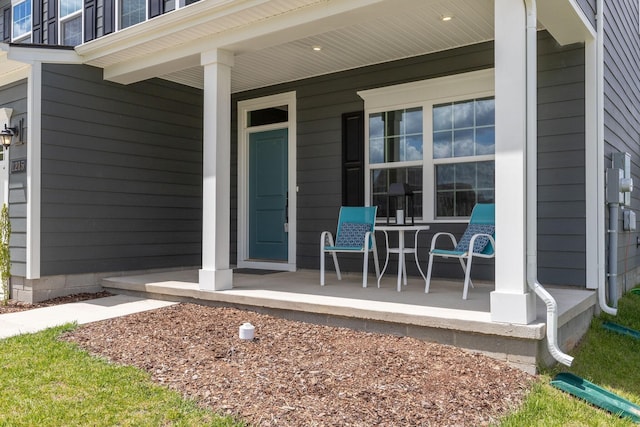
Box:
[77,0,501,91]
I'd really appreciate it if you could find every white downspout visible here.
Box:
[523,0,574,366]
[596,0,618,316]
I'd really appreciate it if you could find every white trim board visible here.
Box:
[237,91,297,272]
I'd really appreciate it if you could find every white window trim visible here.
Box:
[358,68,495,223]
[11,0,32,42]
[58,0,83,46]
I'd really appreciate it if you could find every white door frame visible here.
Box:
[237,91,297,271]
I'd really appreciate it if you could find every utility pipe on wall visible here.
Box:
[523,0,574,366]
[597,0,618,316]
[607,193,619,307]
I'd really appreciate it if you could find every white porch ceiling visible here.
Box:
[165,0,495,92]
[78,0,495,93]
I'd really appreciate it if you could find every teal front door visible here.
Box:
[249,129,288,261]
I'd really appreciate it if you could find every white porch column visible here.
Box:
[199,49,234,291]
[490,0,536,324]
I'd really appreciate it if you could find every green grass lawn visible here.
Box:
[0,325,245,427]
[3,290,640,426]
[500,288,640,426]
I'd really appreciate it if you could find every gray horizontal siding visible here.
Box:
[233,41,496,279]
[0,79,28,277]
[603,1,640,288]
[537,31,586,286]
[40,64,203,276]
[232,32,586,285]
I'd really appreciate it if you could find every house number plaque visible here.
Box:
[10,159,26,174]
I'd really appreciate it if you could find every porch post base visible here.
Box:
[199,268,233,291]
[490,290,536,324]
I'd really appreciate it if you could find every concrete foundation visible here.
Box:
[101,268,596,374]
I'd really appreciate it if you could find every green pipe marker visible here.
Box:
[602,321,640,341]
[551,372,640,422]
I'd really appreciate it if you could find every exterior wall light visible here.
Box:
[0,125,17,149]
[0,118,23,149]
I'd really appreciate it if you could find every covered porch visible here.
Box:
[68,0,602,368]
[102,268,596,373]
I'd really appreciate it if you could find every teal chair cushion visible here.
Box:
[335,222,372,248]
[454,224,495,253]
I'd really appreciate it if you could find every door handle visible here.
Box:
[284,191,289,233]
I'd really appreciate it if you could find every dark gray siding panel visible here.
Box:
[0,79,28,277]
[233,42,497,279]
[537,32,586,286]
[41,64,203,275]
[232,33,587,285]
[603,1,640,288]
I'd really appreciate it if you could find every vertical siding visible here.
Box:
[537,32,586,286]
[603,1,640,289]
[40,64,203,275]
[0,80,28,277]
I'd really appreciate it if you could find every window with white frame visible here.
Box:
[369,107,424,218]
[12,0,31,42]
[59,0,82,45]
[120,0,146,29]
[433,97,495,217]
[359,69,495,221]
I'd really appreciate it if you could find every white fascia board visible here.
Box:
[537,0,596,45]
[76,0,273,61]
[6,46,82,64]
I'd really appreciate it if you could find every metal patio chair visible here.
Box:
[425,203,495,299]
[320,206,380,287]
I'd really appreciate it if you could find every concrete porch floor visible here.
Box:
[102,268,596,373]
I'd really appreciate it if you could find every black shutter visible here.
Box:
[3,7,10,42]
[46,0,57,44]
[32,0,42,43]
[149,0,162,18]
[103,0,115,34]
[84,0,95,41]
[342,111,365,206]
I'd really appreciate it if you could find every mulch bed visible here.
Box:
[62,303,534,426]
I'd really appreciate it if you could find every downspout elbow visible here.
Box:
[527,280,574,366]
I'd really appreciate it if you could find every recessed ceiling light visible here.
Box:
[312,45,322,51]
[441,15,453,22]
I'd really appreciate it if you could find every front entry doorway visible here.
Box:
[238,92,297,271]
[249,129,288,260]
